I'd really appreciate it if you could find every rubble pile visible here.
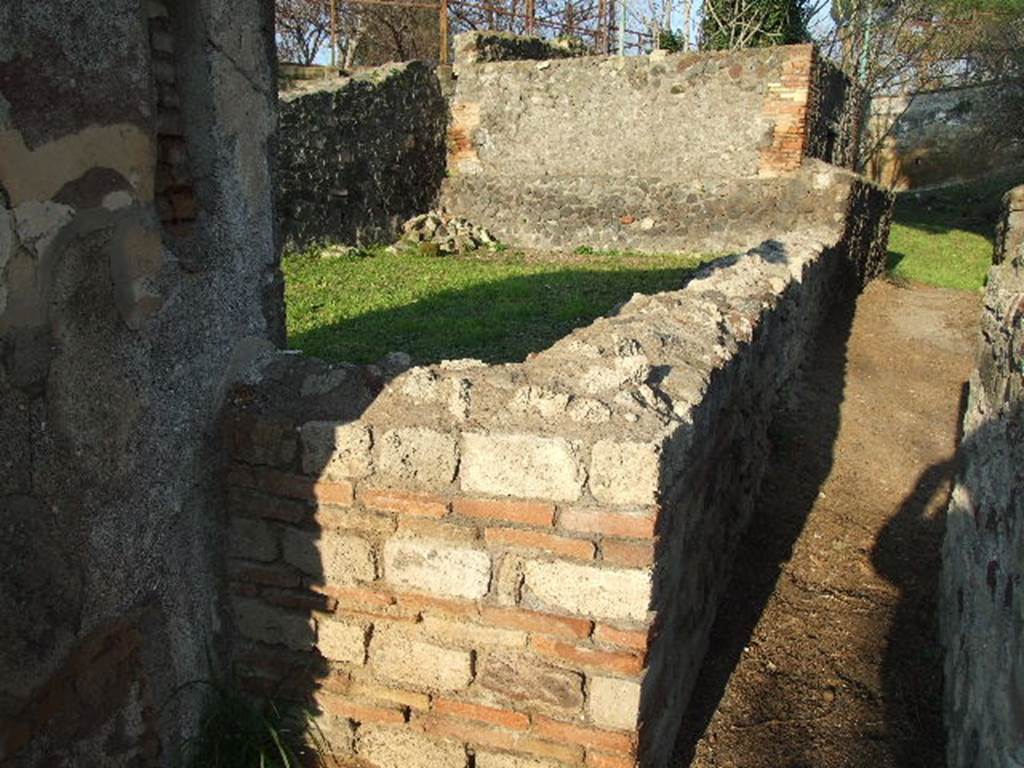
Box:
[399,211,499,255]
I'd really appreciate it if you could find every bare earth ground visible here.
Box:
[673,281,981,768]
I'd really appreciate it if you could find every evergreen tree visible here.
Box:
[701,0,809,49]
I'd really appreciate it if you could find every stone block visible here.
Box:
[282,527,376,584]
[587,676,642,731]
[383,537,491,600]
[521,560,651,623]
[420,615,527,649]
[370,634,474,692]
[589,441,661,506]
[358,725,467,768]
[378,427,459,487]
[461,433,585,501]
[232,597,315,651]
[476,751,563,768]
[301,421,373,479]
[310,712,356,755]
[228,517,278,562]
[477,652,584,712]
[318,618,368,664]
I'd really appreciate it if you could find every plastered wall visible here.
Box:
[0,0,281,763]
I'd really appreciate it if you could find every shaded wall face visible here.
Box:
[0,0,280,763]
[867,84,1018,190]
[276,62,449,249]
[942,186,1024,767]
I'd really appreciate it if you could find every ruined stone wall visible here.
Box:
[0,0,280,763]
[221,168,891,768]
[443,41,858,252]
[277,62,448,248]
[942,186,1024,768]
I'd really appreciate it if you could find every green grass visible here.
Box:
[184,687,325,768]
[284,246,711,364]
[887,167,1024,291]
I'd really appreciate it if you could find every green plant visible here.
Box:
[701,0,809,49]
[184,686,325,768]
[659,29,686,52]
[885,168,1024,290]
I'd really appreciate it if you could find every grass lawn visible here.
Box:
[284,246,710,365]
[887,167,1024,291]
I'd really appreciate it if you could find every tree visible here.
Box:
[701,0,810,49]
[276,0,332,65]
[817,0,1024,177]
[351,5,440,65]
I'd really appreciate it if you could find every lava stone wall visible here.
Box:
[942,186,1024,768]
[277,62,448,249]
[0,0,281,763]
[443,39,859,252]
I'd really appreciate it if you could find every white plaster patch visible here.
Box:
[102,189,135,211]
[13,200,74,257]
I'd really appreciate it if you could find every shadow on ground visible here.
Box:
[870,383,968,765]
[672,291,857,765]
[288,265,705,365]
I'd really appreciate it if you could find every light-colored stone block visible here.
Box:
[282,527,375,584]
[476,752,563,768]
[383,537,491,600]
[420,615,527,648]
[318,618,367,664]
[301,421,373,479]
[310,712,355,755]
[232,597,315,651]
[589,440,661,505]
[378,427,459,486]
[522,560,651,622]
[370,634,474,692]
[461,433,585,501]
[588,676,642,730]
[358,725,466,768]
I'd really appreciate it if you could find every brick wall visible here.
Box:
[221,169,891,768]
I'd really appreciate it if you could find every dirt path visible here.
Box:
[673,281,981,768]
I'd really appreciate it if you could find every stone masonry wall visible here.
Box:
[442,162,856,254]
[0,0,280,764]
[221,168,891,768]
[806,50,862,170]
[277,61,448,248]
[941,186,1024,768]
[443,40,858,252]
